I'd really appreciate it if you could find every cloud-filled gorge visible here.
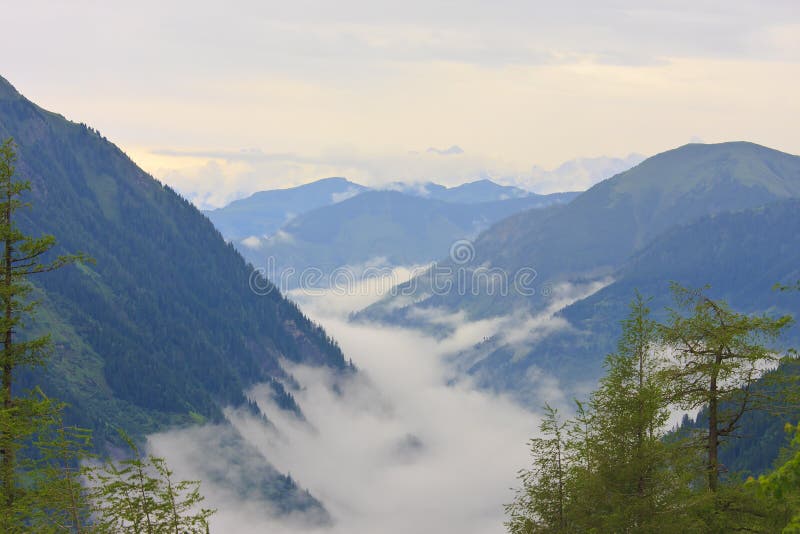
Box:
[145,272,607,534]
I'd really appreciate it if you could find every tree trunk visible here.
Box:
[1,188,13,507]
[708,366,719,492]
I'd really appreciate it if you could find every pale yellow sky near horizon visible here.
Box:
[2,1,799,207]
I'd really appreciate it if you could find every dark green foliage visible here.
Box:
[507,298,699,532]
[747,423,800,530]
[0,75,349,449]
[0,136,89,531]
[23,392,94,533]
[680,360,800,479]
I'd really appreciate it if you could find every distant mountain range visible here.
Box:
[361,141,800,398]
[384,179,535,203]
[0,75,340,516]
[205,176,576,241]
[203,177,369,241]
[246,190,578,283]
[206,177,579,282]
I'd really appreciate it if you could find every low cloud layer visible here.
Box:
[141,273,654,533]
[143,271,603,533]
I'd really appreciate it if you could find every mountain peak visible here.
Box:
[661,140,795,159]
[0,75,22,101]
[313,176,354,185]
[606,140,800,198]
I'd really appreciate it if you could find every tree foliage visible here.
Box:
[505,404,569,533]
[0,138,216,532]
[86,432,214,534]
[506,287,799,533]
[660,283,794,492]
[0,137,88,530]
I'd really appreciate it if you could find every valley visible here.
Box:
[1,5,799,526]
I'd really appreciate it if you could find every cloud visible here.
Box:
[427,145,465,156]
[142,270,607,534]
[512,154,647,194]
[330,186,363,203]
[4,1,799,212]
[240,235,263,249]
[267,230,295,244]
[140,146,647,209]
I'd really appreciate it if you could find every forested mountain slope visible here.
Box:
[363,142,800,322]
[0,74,348,447]
[459,199,800,400]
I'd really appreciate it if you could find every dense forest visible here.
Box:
[0,74,349,449]
[0,138,214,531]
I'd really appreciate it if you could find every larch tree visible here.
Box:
[505,404,569,534]
[659,283,794,493]
[0,137,86,530]
[86,432,214,534]
[588,293,694,532]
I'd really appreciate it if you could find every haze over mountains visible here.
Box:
[202,177,369,241]
[206,176,579,282]
[522,153,646,193]
[361,141,800,396]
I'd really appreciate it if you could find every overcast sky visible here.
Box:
[3,1,799,206]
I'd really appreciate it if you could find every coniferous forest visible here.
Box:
[0,138,213,531]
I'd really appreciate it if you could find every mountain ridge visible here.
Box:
[238,188,577,284]
[0,71,345,441]
[361,140,800,323]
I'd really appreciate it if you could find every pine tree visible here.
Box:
[561,400,599,529]
[0,138,215,532]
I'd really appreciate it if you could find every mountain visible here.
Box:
[236,189,575,284]
[0,75,345,513]
[204,176,566,246]
[204,177,368,241]
[387,179,565,204]
[362,142,800,324]
[458,199,800,401]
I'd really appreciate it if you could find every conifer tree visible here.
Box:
[86,431,214,534]
[0,137,86,530]
[505,404,569,534]
[659,283,794,493]
[588,293,694,532]
[0,138,215,532]
[26,390,94,533]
